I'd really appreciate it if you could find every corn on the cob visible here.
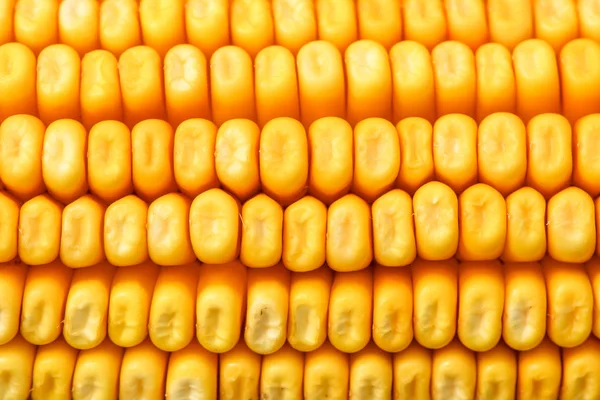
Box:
[4,41,600,127]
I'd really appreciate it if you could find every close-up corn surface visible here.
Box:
[2,0,600,400]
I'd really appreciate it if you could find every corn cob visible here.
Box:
[6,38,600,127]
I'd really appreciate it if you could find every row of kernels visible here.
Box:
[1,257,598,355]
[2,333,600,400]
[2,181,598,270]
[3,36,600,128]
[2,111,600,203]
[1,0,598,59]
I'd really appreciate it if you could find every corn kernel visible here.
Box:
[31,336,78,400]
[349,341,393,400]
[109,261,159,348]
[392,341,432,400]
[63,262,116,350]
[307,117,353,205]
[431,339,477,400]
[103,194,149,267]
[458,260,504,352]
[476,341,517,400]
[345,41,392,126]
[0,334,36,400]
[72,338,123,400]
[296,41,346,127]
[372,265,413,352]
[241,194,284,268]
[517,338,561,400]
[503,262,547,351]
[0,261,27,345]
[395,117,435,193]
[20,261,72,345]
[328,268,373,353]
[254,46,301,127]
[164,45,211,127]
[412,258,458,349]
[147,193,196,266]
[260,343,304,399]
[149,263,200,352]
[219,340,261,400]
[303,340,349,400]
[87,121,133,204]
[210,46,257,125]
[282,196,327,272]
[245,264,290,355]
[287,266,333,352]
[60,195,106,268]
[166,341,218,400]
[119,338,169,399]
[189,188,241,265]
[196,261,246,353]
